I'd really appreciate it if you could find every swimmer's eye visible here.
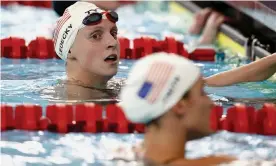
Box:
[90,31,103,40]
[111,29,118,39]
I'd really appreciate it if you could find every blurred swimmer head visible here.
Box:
[120,52,214,139]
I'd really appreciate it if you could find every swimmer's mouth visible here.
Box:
[104,54,118,63]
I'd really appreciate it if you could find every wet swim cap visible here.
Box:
[119,52,201,123]
[53,1,106,60]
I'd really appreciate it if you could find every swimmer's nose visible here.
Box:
[107,43,117,50]
[106,33,118,50]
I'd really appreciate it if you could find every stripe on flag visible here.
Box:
[53,9,71,46]
[138,62,174,103]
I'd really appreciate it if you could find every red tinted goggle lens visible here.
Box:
[82,11,118,25]
[106,11,118,23]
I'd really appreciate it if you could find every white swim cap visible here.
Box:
[119,52,201,123]
[53,1,106,60]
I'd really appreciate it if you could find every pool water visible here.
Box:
[1,131,276,165]
[1,58,275,107]
[1,2,276,165]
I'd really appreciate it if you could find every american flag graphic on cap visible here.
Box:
[138,62,174,103]
[53,8,71,46]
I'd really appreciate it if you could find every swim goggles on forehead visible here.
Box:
[82,11,118,25]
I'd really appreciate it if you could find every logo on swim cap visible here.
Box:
[119,52,201,124]
[137,62,174,103]
[85,8,101,15]
[163,76,180,102]
[53,9,71,48]
[58,24,73,55]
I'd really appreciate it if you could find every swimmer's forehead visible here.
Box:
[81,20,118,32]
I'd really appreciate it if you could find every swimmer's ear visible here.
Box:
[171,99,187,116]
[171,91,190,116]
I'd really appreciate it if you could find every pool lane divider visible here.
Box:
[0,103,145,134]
[1,103,276,135]
[1,36,216,61]
[210,103,276,136]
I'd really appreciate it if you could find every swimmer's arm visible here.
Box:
[205,53,276,87]
[169,155,236,166]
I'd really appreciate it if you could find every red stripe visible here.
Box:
[146,63,160,102]
[54,13,70,38]
[53,10,71,45]
[53,15,71,45]
[149,64,173,103]
[145,63,173,103]
[149,65,166,102]
[54,9,69,37]
[148,64,163,102]
[54,16,70,41]
[55,13,70,32]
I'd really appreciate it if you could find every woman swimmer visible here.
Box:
[51,1,121,102]
[50,1,226,102]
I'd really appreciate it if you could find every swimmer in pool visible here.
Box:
[120,52,236,166]
[50,2,226,103]
[52,1,121,103]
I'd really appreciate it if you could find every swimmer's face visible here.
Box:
[70,19,120,77]
[177,76,214,139]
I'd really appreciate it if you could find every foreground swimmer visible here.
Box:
[120,52,235,166]
[52,1,121,102]
[206,53,276,86]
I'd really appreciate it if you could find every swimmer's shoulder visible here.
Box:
[168,155,236,166]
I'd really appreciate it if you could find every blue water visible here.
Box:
[1,2,276,166]
[1,58,275,107]
[1,131,276,165]
[1,58,276,165]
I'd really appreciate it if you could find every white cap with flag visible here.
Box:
[119,52,201,123]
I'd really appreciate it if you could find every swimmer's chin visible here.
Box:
[104,69,118,78]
